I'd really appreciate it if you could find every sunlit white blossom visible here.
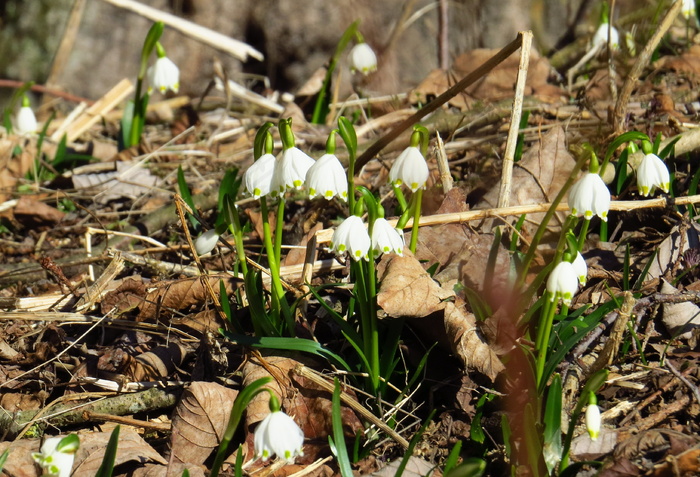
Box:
[586,403,601,441]
[272,147,315,193]
[349,43,377,75]
[637,153,670,197]
[568,172,610,222]
[195,229,220,256]
[592,23,619,50]
[14,105,38,135]
[371,218,404,256]
[389,146,429,192]
[32,435,79,477]
[572,252,588,286]
[683,0,696,19]
[331,215,371,261]
[254,410,304,462]
[148,56,180,94]
[306,153,348,201]
[546,261,579,306]
[244,153,276,198]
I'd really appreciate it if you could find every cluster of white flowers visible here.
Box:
[330,215,404,261]
[546,252,588,306]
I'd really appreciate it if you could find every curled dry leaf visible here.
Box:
[169,381,239,465]
[376,252,452,318]
[378,252,504,381]
[660,280,700,339]
[72,428,167,474]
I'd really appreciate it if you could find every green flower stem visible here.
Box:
[227,206,249,276]
[393,184,408,214]
[367,257,379,394]
[355,260,379,394]
[311,21,359,124]
[535,293,558,388]
[347,147,357,216]
[516,152,589,290]
[274,198,286,263]
[409,188,423,254]
[577,218,590,252]
[260,198,288,333]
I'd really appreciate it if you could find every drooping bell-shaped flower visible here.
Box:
[683,0,696,19]
[371,218,404,256]
[572,252,588,286]
[637,153,670,197]
[546,261,579,305]
[592,23,619,50]
[306,153,348,201]
[244,153,276,199]
[147,42,179,94]
[568,172,610,222]
[331,215,371,261]
[389,146,429,192]
[586,394,601,441]
[194,229,220,256]
[349,42,378,75]
[254,411,305,462]
[14,95,38,135]
[32,435,79,477]
[272,119,315,193]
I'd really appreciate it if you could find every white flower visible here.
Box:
[683,0,696,19]
[306,153,348,201]
[572,252,588,286]
[244,153,276,198]
[349,43,377,75]
[568,172,610,221]
[637,153,670,197]
[371,218,404,256]
[586,404,601,441]
[148,56,180,94]
[254,411,304,462]
[331,215,371,261]
[546,261,579,305]
[32,436,79,477]
[272,147,315,193]
[14,105,38,135]
[592,23,619,50]
[194,229,219,256]
[389,146,430,192]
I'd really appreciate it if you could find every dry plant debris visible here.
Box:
[2,3,700,477]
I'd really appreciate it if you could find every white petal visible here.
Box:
[349,43,377,75]
[148,56,180,94]
[331,216,371,261]
[637,153,670,196]
[593,23,619,50]
[572,252,588,286]
[546,261,579,305]
[371,218,404,256]
[389,147,429,191]
[14,106,38,135]
[586,404,601,440]
[194,229,220,255]
[568,173,610,221]
[273,147,315,192]
[306,154,348,200]
[244,153,276,198]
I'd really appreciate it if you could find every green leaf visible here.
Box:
[210,377,272,477]
[395,409,436,477]
[604,131,649,165]
[442,440,462,475]
[444,458,486,477]
[95,425,120,477]
[0,448,9,472]
[55,434,79,454]
[338,116,358,158]
[543,374,562,473]
[331,378,355,477]
[615,148,629,195]
[470,393,496,444]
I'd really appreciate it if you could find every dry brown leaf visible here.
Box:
[475,126,575,239]
[71,161,162,204]
[132,462,206,477]
[13,196,65,227]
[646,221,700,281]
[656,45,700,79]
[0,137,36,203]
[376,252,452,318]
[660,280,700,339]
[369,456,437,477]
[0,439,41,477]
[569,428,618,461]
[410,48,563,110]
[169,381,238,465]
[444,301,504,381]
[72,428,167,474]
[138,276,239,322]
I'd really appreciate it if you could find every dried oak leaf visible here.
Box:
[169,381,238,465]
[101,278,147,316]
[132,462,206,477]
[376,252,452,318]
[72,428,167,474]
[660,280,700,339]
